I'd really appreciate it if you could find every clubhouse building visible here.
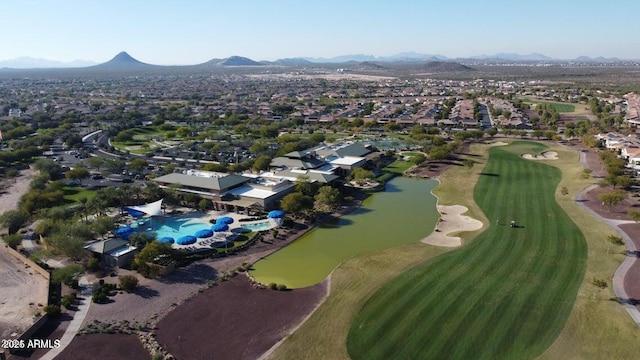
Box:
[153,142,372,213]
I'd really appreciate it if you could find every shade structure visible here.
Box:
[216,216,234,224]
[114,226,134,236]
[211,223,229,232]
[176,235,197,245]
[123,199,164,217]
[268,210,285,218]
[157,236,175,244]
[124,208,145,218]
[195,229,214,238]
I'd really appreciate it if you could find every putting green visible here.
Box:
[249,177,440,288]
[347,142,587,359]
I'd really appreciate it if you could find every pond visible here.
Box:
[249,177,440,288]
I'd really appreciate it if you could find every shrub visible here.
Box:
[92,289,108,303]
[269,282,277,290]
[592,277,608,289]
[52,264,83,286]
[118,275,139,292]
[277,284,287,291]
[3,233,23,249]
[85,257,100,272]
[44,304,61,317]
[61,293,76,309]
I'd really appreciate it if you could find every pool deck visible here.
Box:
[167,209,278,252]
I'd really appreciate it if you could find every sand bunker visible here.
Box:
[421,205,483,248]
[488,141,508,146]
[521,151,558,160]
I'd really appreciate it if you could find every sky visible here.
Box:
[1,0,638,65]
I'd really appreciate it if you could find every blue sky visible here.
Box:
[1,0,637,64]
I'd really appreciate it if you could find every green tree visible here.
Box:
[132,241,174,278]
[252,155,272,172]
[0,209,29,234]
[280,192,314,215]
[33,159,63,179]
[606,235,625,253]
[351,167,374,181]
[128,158,148,173]
[295,175,320,197]
[314,186,342,212]
[428,146,451,161]
[65,167,90,184]
[52,264,83,285]
[615,175,634,190]
[598,190,626,210]
[87,156,106,171]
[410,154,427,165]
[532,129,544,139]
[628,209,640,223]
[3,233,23,249]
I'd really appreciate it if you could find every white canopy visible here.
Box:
[125,199,164,217]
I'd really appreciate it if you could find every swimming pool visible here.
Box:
[240,221,274,231]
[133,213,212,240]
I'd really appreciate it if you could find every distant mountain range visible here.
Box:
[0,51,631,70]
[0,56,96,69]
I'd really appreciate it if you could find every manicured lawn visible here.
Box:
[62,186,96,203]
[267,140,640,360]
[521,99,576,113]
[347,142,587,359]
[382,160,413,174]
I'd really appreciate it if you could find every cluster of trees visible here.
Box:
[535,104,561,126]
[280,176,343,217]
[589,97,625,128]
[599,150,634,190]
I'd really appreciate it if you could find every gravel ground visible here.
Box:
[0,169,49,342]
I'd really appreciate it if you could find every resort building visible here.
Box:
[152,142,372,213]
[153,170,296,213]
[270,142,371,177]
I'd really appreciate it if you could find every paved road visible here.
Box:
[39,276,93,360]
[577,151,640,327]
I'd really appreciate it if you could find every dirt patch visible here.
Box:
[421,205,483,247]
[581,186,639,221]
[0,246,49,340]
[155,275,326,360]
[53,333,150,360]
[0,169,35,216]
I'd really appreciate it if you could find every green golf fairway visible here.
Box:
[250,177,439,288]
[348,142,587,360]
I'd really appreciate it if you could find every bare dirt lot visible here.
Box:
[0,169,48,341]
[55,333,150,360]
[0,246,49,341]
[155,275,326,360]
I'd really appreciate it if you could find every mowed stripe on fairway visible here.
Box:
[347,142,587,360]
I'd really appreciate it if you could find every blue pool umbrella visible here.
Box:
[176,235,197,245]
[268,210,285,218]
[216,216,234,224]
[211,223,229,232]
[157,236,175,244]
[195,229,214,238]
[114,226,134,235]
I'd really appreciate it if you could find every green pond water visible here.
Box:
[249,177,440,288]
